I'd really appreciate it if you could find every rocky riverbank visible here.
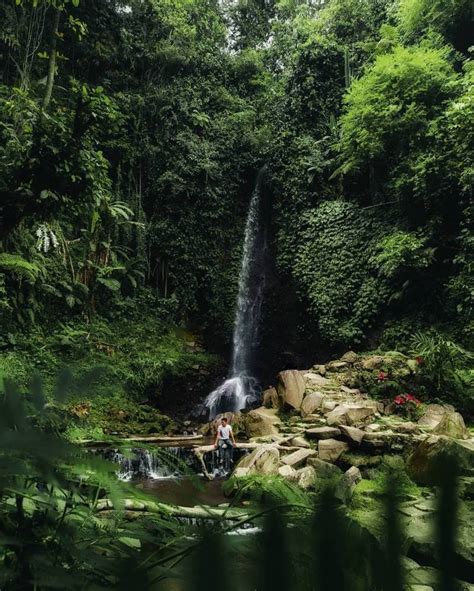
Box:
[198,351,474,590]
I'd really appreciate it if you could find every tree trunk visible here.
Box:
[42,8,60,110]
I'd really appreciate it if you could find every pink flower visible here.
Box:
[378,371,389,382]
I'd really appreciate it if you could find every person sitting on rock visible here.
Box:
[214,417,237,463]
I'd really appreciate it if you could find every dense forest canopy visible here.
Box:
[0,0,472,401]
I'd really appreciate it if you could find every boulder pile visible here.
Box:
[201,352,472,492]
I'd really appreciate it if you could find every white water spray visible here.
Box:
[204,175,267,419]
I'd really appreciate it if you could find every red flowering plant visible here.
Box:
[393,393,423,419]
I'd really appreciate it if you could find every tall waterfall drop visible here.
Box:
[204,172,267,419]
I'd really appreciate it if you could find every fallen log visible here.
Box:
[79,434,204,446]
[194,443,301,454]
[95,499,250,521]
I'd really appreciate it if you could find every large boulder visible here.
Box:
[300,392,323,417]
[244,407,282,438]
[433,411,467,439]
[303,372,332,388]
[281,448,317,468]
[318,439,349,463]
[326,403,377,426]
[417,404,455,430]
[407,435,474,486]
[277,370,305,410]
[236,445,280,476]
[341,351,359,364]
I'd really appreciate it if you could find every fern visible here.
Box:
[0,253,45,282]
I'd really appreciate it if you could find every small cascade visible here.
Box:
[203,171,268,419]
[105,447,194,482]
[104,445,249,481]
[202,445,249,479]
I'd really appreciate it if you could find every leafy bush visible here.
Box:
[372,232,434,279]
[411,330,474,413]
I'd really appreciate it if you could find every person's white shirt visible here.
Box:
[218,424,232,439]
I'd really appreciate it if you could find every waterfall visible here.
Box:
[204,172,267,419]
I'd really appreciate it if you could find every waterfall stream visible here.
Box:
[204,172,267,419]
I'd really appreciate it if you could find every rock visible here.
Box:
[365,423,381,433]
[233,467,250,478]
[433,411,467,439]
[312,364,327,376]
[417,404,454,430]
[341,385,360,395]
[326,361,349,372]
[341,351,359,364]
[305,426,341,440]
[361,355,384,370]
[396,422,418,434]
[296,466,317,490]
[236,445,280,476]
[307,457,343,479]
[281,448,317,468]
[300,392,323,417]
[278,465,298,481]
[303,372,332,387]
[321,400,337,413]
[290,436,310,448]
[339,425,365,445]
[335,466,362,504]
[318,439,349,463]
[407,435,474,486]
[277,370,306,410]
[245,407,282,437]
[262,387,279,409]
[339,452,383,469]
[326,403,377,426]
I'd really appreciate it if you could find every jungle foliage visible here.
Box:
[0,0,472,387]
